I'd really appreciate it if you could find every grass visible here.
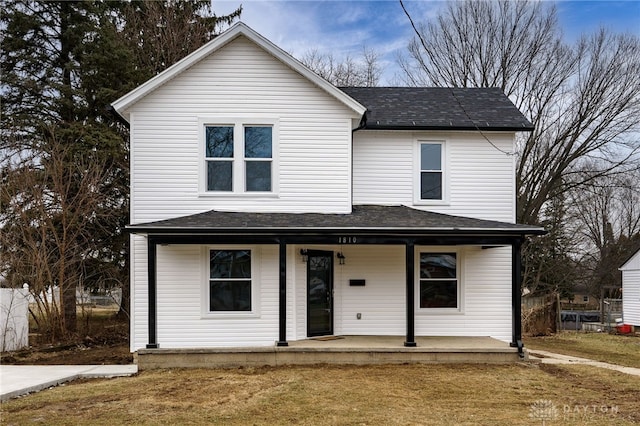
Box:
[526,332,640,369]
[2,363,639,425]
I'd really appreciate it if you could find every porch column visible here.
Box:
[146,236,159,349]
[276,241,288,346]
[510,238,524,356]
[404,241,417,347]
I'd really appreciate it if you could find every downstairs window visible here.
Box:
[209,249,252,312]
[419,252,458,309]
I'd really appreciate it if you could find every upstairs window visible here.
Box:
[420,142,443,200]
[244,126,272,192]
[203,122,275,194]
[206,126,234,191]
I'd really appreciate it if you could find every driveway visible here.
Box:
[0,364,137,402]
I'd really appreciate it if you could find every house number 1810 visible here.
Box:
[338,237,357,244]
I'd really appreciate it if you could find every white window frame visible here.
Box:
[199,117,279,197]
[201,245,261,318]
[415,247,463,314]
[413,139,448,205]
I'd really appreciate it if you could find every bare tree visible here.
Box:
[399,0,640,225]
[1,0,241,338]
[1,131,117,339]
[299,46,382,87]
[567,169,640,298]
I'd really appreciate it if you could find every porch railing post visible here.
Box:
[276,240,288,346]
[510,238,524,356]
[405,240,417,347]
[146,236,159,349]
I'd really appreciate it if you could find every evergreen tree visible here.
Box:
[1,0,241,338]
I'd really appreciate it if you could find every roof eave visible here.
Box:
[362,124,535,132]
[126,225,546,236]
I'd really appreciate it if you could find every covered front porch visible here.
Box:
[136,335,524,369]
[129,206,545,367]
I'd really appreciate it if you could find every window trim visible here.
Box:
[415,247,463,314]
[413,139,448,205]
[198,117,279,197]
[201,245,261,319]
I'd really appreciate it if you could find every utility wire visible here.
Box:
[399,0,515,157]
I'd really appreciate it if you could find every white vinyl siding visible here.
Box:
[290,244,512,342]
[154,245,279,348]
[415,246,512,342]
[129,35,358,224]
[130,243,514,350]
[622,270,640,326]
[621,251,640,326]
[353,130,516,222]
[130,235,148,352]
[291,245,405,339]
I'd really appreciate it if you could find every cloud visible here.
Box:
[213,0,640,85]
[214,0,445,84]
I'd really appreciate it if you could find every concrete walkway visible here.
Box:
[0,364,137,402]
[528,349,640,377]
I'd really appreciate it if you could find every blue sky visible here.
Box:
[215,1,640,84]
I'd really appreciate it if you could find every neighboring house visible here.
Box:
[560,284,599,310]
[620,249,640,327]
[111,23,544,357]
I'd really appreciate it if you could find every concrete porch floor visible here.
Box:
[136,336,525,369]
[289,335,513,351]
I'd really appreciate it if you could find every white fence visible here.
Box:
[0,288,30,352]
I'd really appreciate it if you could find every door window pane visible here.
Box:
[308,254,332,335]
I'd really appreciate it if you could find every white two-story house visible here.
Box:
[112,23,544,363]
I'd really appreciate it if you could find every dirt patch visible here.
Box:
[1,342,132,365]
[1,310,132,365]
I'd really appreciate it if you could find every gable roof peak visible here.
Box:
[111,22,365,121]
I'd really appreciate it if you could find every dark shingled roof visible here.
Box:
[128,205,544,236]
[339,87,533,131]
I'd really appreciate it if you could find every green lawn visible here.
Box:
[526,332,640,369]
[2,363,639,425]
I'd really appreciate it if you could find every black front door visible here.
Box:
[307,250,333,337]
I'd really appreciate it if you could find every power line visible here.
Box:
[399,0,515,157]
